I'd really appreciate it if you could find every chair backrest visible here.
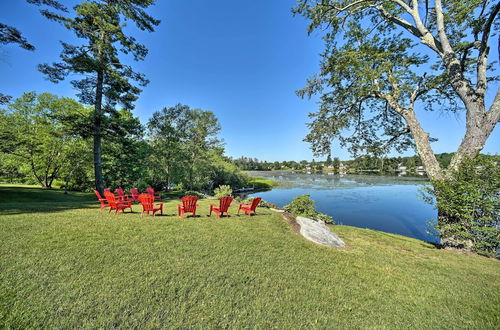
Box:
[138,193,155,211]
[104,188,111,193]
[218,196,233,212]
[181,196,198,212]
[93,189,103,200]
[104,191,118,207]
[146,187,155,195]
[249,197,262,211]
[130,188,139,198]
[115,188,125,197]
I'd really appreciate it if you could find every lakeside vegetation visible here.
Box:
[234,153,500,176]
[1,184,499,328]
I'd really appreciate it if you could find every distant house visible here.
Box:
[416,166,425,171]
[339,162,347,174]
[397,163,407,171]
[327,165,334,169]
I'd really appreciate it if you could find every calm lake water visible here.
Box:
[247,171,438,243]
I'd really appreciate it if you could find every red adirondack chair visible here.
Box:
[104,191,133,214]
[130,188,140,202]
[93,190,110,211]
[115,188,132,202]
[238,197,262,216]
[138,193,163,216]
[210,196,233,218]
[178,196,199,218]
[146,187,161,200]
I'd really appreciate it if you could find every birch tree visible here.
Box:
[294,0,500,180]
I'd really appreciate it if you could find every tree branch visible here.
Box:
[477,1,500,96]
[486,87,500,125]
[382,127,410,149]
[375,4,443,55]
[409,73,427,108]
[434,0,454,53]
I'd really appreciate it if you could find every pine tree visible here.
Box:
[38,0,160,193]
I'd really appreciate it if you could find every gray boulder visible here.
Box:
[296,216,346,248]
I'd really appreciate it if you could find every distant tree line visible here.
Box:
[0,93,247,193]
[233,153,498,175]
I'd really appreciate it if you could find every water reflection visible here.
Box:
[247,171,438,243]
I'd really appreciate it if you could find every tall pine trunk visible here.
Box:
[93,68,104,194]
[93,30,105,194]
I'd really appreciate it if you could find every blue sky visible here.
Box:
[0,0,498,161]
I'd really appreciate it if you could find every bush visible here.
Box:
[184,190,205,199]
[423,156,499,257]
[284,194,334,224]
[243,197,278,209]
[213,185,233,198]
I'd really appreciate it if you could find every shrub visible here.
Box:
[213,185,233,198]
[423,156,499,257]
[135,180,149,192]
[284,194,334,224]
[184,190,205,199]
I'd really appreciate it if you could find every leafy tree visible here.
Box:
[102,109,147,189]
[183,109,223,190]
[325,153,333,166]
[147,104,241,192]
[332,157,340,171]
[38,0,159,193]
[293,0,500,181]
[147,104,191,190]
[423,156,499,256]
[3,92,86,188]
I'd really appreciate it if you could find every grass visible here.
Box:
[0,184,499,328]
[247,176,279,190]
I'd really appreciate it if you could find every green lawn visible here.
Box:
[0,185,499,328]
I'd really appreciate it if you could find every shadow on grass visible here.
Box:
[0,185,96,215]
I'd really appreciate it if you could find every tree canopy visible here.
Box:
[294,0,500,180]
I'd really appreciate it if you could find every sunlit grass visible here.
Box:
[0,185,499,328]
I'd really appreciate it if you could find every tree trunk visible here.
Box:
[402,109,444,180]
[94,68,104,194]
[448,92,500,173]
[93,30,105,194]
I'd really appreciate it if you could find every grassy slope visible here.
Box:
[0,185,498,328]
[247,176,279,190]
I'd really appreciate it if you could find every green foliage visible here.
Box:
[2,92,89,188]
[213,185,232,198]
[284,194,334,224]
[183,190,205,199]
[423,156,500,256]
[147,104,245,192]
[293,0,499,162]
